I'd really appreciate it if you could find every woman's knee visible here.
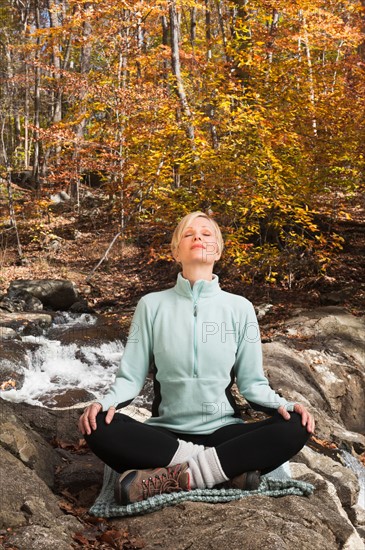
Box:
[84,411,141,443]
[287,412,310,443]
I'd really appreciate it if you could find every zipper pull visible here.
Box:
[193,304,197,317]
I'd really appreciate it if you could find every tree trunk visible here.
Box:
[216,0,228,61]
[75,3,92,141]
[229,0,251,88]
[169,0,195,141]
[72,2,93,205]
[301,14,318,137]
[205,1,218,149]
[47,0,63,165]
[1,116,23,261]
[32,0,41,189]
[265,8,279,84]
[205,0,211,60]
[161,15,169,86]
[190,7,196,49]
[358,0,365,59]
[24,63,30,169]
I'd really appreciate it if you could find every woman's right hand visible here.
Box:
[78,403,116,435]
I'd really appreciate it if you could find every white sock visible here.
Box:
[167,439,205,467]
[187,447,229,489]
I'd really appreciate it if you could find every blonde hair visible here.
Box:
[171,211,224,260]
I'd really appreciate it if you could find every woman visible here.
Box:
[79,211,314,505]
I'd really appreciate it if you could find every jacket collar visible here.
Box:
[173,272,221,299]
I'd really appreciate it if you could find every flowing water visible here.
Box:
[1,313,121,407]
[0,312,153,408]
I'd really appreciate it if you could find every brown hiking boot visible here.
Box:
[114,462,190,505]
[215,470,261,491]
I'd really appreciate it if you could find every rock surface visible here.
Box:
[0,306,364,549]
[6,279,80,310]
[263,307,365,452]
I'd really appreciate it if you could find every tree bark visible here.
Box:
[47,0,63,166]
[265,8,279,84]
[205,0,211,60]
[31,0,41,189]
[229,0,251,88]
[216,0,228,61]
[190,7,196,49]
[161,15,169,86]
[169,0,195,142]
[72,2,93,205]
[301,14,318,137]
[358,0,365,59]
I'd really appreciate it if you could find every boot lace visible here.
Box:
[141,465,185,499]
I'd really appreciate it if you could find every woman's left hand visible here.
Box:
[278,403,315,434]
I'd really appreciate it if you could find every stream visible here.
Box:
[0,312,152,409]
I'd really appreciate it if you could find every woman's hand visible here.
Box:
[78,403,116,435]
[278,403,315,434]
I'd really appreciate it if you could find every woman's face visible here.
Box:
[175,216,221,268]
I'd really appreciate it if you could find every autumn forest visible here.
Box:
[1,0,365,288]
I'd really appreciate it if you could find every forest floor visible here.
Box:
[0,189,364,333]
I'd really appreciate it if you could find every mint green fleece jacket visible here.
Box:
[98,273,295,434]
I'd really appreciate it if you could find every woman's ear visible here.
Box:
[214,244,221,262]
[172,248,180,263]
[214,252,221,263]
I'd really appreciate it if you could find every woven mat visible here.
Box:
[89,463,315,518]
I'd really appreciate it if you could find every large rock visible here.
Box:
[0,311,53,331]
[0,326,18,340]
[0,445,61,529]
[294,445,359,509]
[0,399,364,548]
[4,504,79,550]
[1,306,364,548]
[117,469,362,549]
[0,340,28,391]
[0,409,60,488]
[0,292,43,313]
[8,280,79,310]
[46,318,124,346]
[0,400,81,444]
[262,307,365,447]
[283,307,364,365]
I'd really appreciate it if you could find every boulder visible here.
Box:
[294,445,359,509]
[0,340,28,391]
[348,505,365,540]
[0,445,61,529]
[4,508,80,550]
[0,400,81,444]
[117,468,362,549]
[262,307,365,448]
[0,409,60,488]
[0,311,53,331]
[8,280,79,310]
[0,292,43,313]
[0,326,18,340]
[0,400,364,549]
[46,319,124,346]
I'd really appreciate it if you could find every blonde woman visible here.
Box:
[79,212,314,505]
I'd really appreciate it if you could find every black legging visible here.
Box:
[85,411,309,478]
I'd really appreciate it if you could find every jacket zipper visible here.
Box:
[192,286,203,378]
